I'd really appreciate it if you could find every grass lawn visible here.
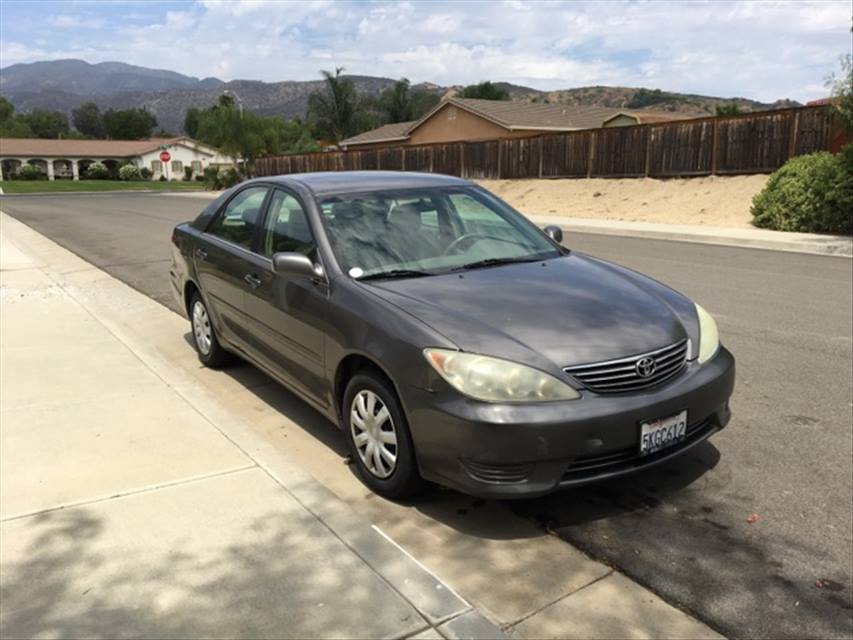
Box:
[0,180,207,194]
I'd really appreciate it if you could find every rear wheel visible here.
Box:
[344,371,425,499]
[189,292,232,368]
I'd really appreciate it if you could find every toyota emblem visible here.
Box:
[635,356,657,378]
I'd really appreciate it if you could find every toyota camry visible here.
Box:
[170,171,735,499]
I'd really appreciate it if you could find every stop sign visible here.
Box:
[159,150,171,163]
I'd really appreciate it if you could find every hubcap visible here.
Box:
[192,300,212,355]
[350,390,398,479]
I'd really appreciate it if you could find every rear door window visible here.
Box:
[206,186,269,249]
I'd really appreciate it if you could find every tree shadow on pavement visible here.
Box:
[0,506,422,639]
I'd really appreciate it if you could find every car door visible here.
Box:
[241,188,329,406]
[194,185,271,349]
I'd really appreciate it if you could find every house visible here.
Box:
[340,98,690,149]
[0,136,232,181]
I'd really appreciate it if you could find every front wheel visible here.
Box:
[343,372,425,499]
[189,292,232,368]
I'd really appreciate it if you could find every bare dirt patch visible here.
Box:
[476,175,770,228]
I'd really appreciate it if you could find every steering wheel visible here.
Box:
[442,233,519,256]
[442,233,494,256]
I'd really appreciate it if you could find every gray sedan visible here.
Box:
[170,171,735,499]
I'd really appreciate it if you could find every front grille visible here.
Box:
[560,419,714,484]
[461,459,532,484]
[564,339,689,394]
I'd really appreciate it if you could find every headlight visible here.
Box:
[423,348,581,402]
[695,303,720,363]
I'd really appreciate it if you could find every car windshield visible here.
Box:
[318,186,562,279]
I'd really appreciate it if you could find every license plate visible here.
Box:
[640,410,688,456]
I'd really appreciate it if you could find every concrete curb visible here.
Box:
[531,215,853,257]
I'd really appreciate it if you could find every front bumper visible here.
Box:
[405,346,735,499]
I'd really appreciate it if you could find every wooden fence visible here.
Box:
[255,105,842,180]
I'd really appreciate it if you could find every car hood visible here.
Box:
[365,254,697,370]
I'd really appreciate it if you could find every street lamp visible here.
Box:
[222,89,244,118]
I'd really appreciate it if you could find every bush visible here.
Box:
[159,174,167,182]
[751,147,853,234]
[219,167,242,189]
[184,166,193,181]
[17,164,45,180]
[203,166,221,190]
[140,167,152,180]
[118,164,142,181]
[85,162,110,180]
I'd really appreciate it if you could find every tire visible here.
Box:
[343,371,425,499]
[189,292,232,368]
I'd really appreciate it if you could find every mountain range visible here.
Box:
[0,59,801,135]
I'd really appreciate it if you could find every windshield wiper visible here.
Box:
[358,269,434,281]
[450,256,542,272]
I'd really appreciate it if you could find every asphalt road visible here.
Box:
[2,192,852,639]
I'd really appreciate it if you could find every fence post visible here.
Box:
[538,136,544,178]
[788,110,800,160]
[586,131,595,178]
[497,140,503,179]
[460,143,465,178]
[644,127,652,177]
[711,118,718,175]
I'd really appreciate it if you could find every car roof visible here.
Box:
[250,171,471,197]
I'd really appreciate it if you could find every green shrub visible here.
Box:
[218,167,242,189]
[118,164,142,181]
[203,166,221,190]
[159,174,167,182]
[184,165,193,181]
[85,162,110,180]
[751,147,853,234]
[140,167,152,180]
[17,164,45,180]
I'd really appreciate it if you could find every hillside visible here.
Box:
[0,59,801,134]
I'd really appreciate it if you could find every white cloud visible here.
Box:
[3,0,850,102]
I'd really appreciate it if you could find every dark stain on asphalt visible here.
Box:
[787,414,820,426]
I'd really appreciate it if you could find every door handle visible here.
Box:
[194,248,208,261]
[244,273,262,289]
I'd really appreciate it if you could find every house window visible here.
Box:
[171,160,183,173]
[151,160,162,172]
[191,160,202,174]
[447,107,457,121]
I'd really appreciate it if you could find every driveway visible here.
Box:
[2,192,851,639]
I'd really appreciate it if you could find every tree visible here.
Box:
[715,103,742,117]
[458,81,510,101]
[0,97,13,123]
[103,108,157,139]
[183,107,201,137]
[193,95,318,173]
[0,98,33,138]
[378,79,440,123]
[18,109,69,138]
[307,67,365,145]
[72,102,104,137]
[827,53,853,133]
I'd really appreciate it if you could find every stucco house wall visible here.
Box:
[407,103,534,145]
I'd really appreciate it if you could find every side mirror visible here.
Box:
[272,252,324,279]
[544,225,563,244]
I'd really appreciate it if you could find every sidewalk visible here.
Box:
[532,215,853,257]
[0,214,501,639]
[0,212,722,639]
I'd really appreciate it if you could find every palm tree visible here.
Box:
[307,67,361,145]
[381,79,414,123]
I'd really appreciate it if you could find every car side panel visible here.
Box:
[241,251,330,408]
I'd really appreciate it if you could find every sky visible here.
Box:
[0,0,850,102]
